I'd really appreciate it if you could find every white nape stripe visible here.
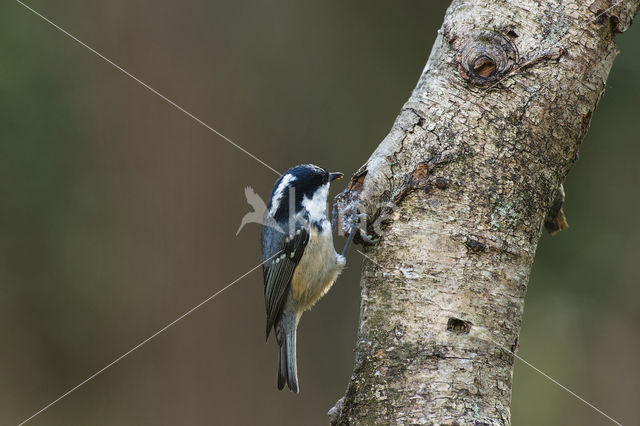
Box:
[269,174,296,216]
[302,183,329,223]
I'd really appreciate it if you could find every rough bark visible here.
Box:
[330,1,639,424]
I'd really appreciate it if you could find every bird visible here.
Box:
[261,164,357,393]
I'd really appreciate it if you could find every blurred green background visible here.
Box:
[2,1,638,425]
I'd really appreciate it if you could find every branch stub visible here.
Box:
[457,31,519,85]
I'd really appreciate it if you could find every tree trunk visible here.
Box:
[330,0,639,424]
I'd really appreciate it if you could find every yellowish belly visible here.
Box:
[290,227,345,312]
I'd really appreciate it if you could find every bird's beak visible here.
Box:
[329,172,344,182]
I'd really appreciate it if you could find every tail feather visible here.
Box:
[275,313,299,393]
[285,326,298,393]
[277,341,287,390]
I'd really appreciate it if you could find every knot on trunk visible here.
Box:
[457,31,519,85]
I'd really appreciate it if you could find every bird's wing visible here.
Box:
[261,225,309,338]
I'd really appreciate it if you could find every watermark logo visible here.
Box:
[235,186,290,235]
[235,186,268,235]
[236,185,395,244]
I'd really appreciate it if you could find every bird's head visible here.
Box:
[267,164,343,224]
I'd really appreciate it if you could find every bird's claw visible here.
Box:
[342,213,380,255]
[350,213,380,246]
[358,231,380,245]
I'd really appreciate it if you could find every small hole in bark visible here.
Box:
[472,55,496,78]
[393,325,405,339]
[507,30,519,38]
[447,318,472,334]
[435,177,449,189]
[465,236,487,252]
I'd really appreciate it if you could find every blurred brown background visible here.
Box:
[2,1,638,425]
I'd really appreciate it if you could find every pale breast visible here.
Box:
[290,225,345,312]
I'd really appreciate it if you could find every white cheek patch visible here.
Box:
[269,173,296,216]
[302,183,329,222]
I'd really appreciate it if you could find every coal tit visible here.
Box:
[261,164,356,393]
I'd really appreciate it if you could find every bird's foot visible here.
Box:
[341,213,379,257]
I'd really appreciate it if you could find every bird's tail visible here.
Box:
[276,313,299,393]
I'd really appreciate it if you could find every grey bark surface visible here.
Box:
[331,1,639,424]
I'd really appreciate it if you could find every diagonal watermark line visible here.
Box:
[17,253,279,426]
[481,334,623,426]
[513,353,623,425]
[15,0,281,177]
[594,0,627,21]
[356,249,382,268]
